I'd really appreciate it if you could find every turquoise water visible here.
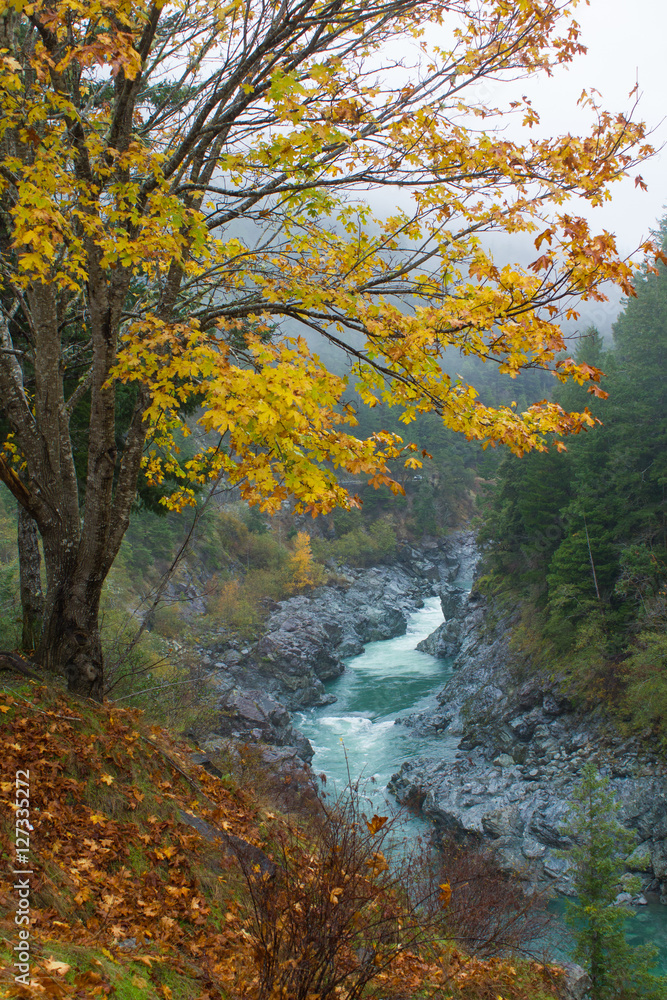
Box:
[297,596,458,805]
[299,597,667,972]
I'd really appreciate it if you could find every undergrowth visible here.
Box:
[0,675,568,1000]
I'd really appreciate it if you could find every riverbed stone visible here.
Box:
[651,840,667,879]
[391,567,667,890]
[416,619,462,658]
[481,806,516,838]
[560,962,591,1000]
[493,753,515,769]
[438,582,467,620]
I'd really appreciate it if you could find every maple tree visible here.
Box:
[0,0,657,697]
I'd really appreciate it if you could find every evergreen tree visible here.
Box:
[478,218,667,724]
[563,762,667,1000]
[412,480,439,537]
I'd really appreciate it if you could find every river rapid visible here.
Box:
[298,595,667,974]
[297,596,457,800]
[200,531,667,972]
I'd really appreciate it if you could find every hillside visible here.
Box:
[477,218,667,745]
[0,672,569,1000]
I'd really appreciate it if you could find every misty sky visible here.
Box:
[522,0,666,333]
[361,1,666,337]
[453,0,666,337]
[529,0,666,247]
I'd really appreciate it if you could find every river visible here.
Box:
[298,596,667,974]
[298,596,457,800]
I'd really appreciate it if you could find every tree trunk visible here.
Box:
[37,577,104,701]
[17,506,44,652]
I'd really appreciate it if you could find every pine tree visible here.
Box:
[563,762,667,1000]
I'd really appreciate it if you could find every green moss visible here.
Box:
[128,844,148,875]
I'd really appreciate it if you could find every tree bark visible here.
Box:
[17,506,43,652]
[37,571,104,701]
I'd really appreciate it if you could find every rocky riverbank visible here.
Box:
[390,582,667,899]
[187,535,475,769]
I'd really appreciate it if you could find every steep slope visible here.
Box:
[0,672,569,1000]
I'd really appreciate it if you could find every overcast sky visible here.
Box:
[531,0,666,248]
[470,0,666,336]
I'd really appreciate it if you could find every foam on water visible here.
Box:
[299,596,458,805]
[298,592,667,972]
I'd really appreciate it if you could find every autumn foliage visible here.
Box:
[0,0,659,694]
[0,676,568,999]
[288,532,324,593]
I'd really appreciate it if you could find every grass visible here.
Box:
[0,668,568,1000]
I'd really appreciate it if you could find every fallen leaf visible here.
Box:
[44,958,70,975]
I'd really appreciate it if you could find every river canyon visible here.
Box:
[194,531,667,973]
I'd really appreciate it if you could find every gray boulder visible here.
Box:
[213,687,314,761]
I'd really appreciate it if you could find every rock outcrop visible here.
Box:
[198,544,465,712]
[391,586,667,898]
[190,536,474,770]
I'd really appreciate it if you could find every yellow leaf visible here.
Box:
[44,958,70,975]
[329,887,343,905]
[90,813,106,825]
[100,773,114,785]
[155,845,177,859]
[366,851,389,876]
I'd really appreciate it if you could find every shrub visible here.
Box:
[236,786,556,1000]
[236,791,415,1000]
[313,516,397,568]
[428,835,553,958]
[208,578,259,632]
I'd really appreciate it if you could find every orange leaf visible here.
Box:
[44,958,71,975]
[366,814,388,836]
